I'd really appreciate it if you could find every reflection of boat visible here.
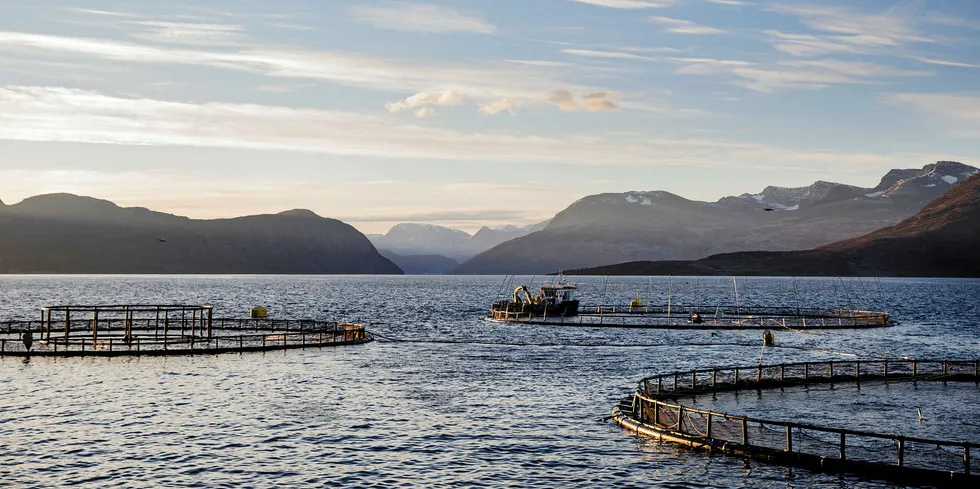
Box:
[491,277,580,320]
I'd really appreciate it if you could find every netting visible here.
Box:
[622,360,979,481]
[0,305,369,356]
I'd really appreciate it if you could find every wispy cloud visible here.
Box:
[349,2,495,34]
[129,21,245,46]
[0,86,908,170]
[64,8,135,18]
[669,56,931,91]
[766,3,932,58]
[568,0,677,8]
[884,93,980,138]
[562,48,653,60]
[908,56,979,69]
[339,209,529,223]
[706,0,751,5]
[269,22,314,31]
[0,31,610,115]
[923,13,980,31]
[648,16,726,34]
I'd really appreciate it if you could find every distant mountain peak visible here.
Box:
[12,193,123,215]
[278,209,320,218]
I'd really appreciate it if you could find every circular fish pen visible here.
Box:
[490,304,892,330]
[612,359,980,487]
[0,305,371,357]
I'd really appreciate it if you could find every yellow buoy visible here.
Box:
[250,306,269,319]
[629,288,644,311]
[763,329,775,346]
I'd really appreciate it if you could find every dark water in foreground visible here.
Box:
[1,275,979,488]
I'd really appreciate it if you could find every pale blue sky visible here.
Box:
[0,0,977,233]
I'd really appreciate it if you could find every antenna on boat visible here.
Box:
[601,275,609,308]
[495,274,511,301]
[695,276,701,313]
[838,277,851,310]
[792,277,802,317]
[833,278,842,315]
[874,276,884,310]
[667,274,672,321]
[732,276,740,316]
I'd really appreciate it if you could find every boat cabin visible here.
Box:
[539,283,576,305]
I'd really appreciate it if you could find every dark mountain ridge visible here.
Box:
[454,161,978,274]
[0,193,402,274]
[569,172,980,277]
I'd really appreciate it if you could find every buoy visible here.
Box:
[21,330,33,351]
[250,306,269,319]
[763,329,775,346]
[629,289,644,311]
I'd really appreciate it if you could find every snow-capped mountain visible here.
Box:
[719,161,978,213]
[454,161,979,274]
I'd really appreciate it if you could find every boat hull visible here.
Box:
[490,300,580,320]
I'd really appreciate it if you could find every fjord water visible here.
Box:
[2,276,978,488]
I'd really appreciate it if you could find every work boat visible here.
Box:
[490,278,580,320]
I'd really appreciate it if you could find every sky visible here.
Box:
[0,0,978,234]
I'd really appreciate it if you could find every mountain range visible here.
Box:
[570,171,980,277]
[453,161,978,274]
[0,194,401,274]
[368,221,549,262]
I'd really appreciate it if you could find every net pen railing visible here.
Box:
[0,327,369,356]
[491,304,891,329]
[581,304,886,320]
[622,360,980,479]
[636,359,979,397]
[0,304,371,356]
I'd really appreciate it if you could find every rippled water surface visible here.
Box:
[2,275,979,488]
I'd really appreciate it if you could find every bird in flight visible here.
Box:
[917,408,927,423]
[764,208,775,212]
[158,239,167,243]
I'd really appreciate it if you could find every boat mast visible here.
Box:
[732,276,740,316]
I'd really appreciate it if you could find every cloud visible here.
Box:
[128,21,245,46]
[269,23,314,31]
[0,85,903,170]
[648,16,726,34]
[562,49,652,60]
[908,56,979,69]
[478,98,522,115]
[766,3,933,58]
[65,8,135,17]
[568,0,677,8]
[414,107,438,118]
[385,90,465,114]
[923,13,980,31]
[706,0,750,5]
[339,209,528,223]
[765,30,865,57]
[585,92,621,111]
[549,90,621,111]
[884,93,980,138]
[349,2,495,34]
[621,46,683,54]
[0,31,609,115]
[505,59,577,67]
[669,56,931,91]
